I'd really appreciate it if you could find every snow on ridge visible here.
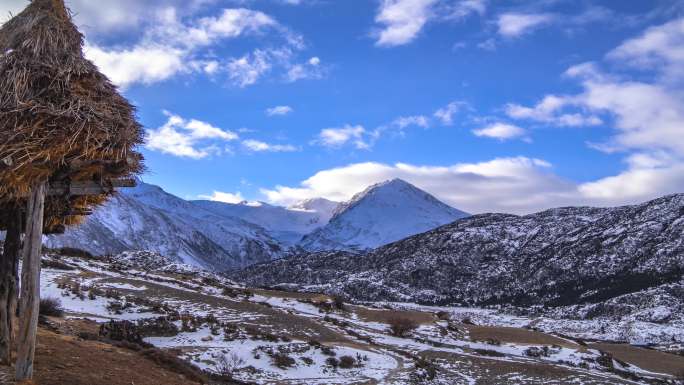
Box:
[300,178,470,251]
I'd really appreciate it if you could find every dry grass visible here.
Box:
[465,325,579,349]
[353,306,436,325]
[589,343,684,377]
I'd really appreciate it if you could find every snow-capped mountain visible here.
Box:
[46,183,284,270]
[299,178,469,251]
[192,197,338,246]
[233,193,684,312]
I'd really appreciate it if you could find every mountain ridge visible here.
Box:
[300,178,469,251]
[232,192,684,311]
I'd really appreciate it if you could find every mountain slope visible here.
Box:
[233,193,684,309]
[299,179,469,251]
[192,198,338,246]
[46,183,283,270]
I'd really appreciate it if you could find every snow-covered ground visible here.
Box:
[36,251,683,384]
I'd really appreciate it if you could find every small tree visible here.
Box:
[388,316,419,338]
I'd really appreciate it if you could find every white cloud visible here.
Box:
[497,13,554,37]
[146,112,238,159]
[315,125,370,149]
[490,18,684,206]
[198,191,245,204]
[242,139,299,152]
[578,159,684,204]
[472,123,526,140]
[375,0,438,47]
[374,0,485,47]
[227,49,273,87]
[84,43,186,89]
[285,57,325,82]
[442,0,486,20]
[266,105,294,116]
[260,154,684,215]
[564,63,684,156]
[434,101,467,125]
[393,115,429,129]
[260,158,581,214]
[608,17,684,82]
[72,3,318,89]
[505,95,603,127]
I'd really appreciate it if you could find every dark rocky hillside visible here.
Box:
[231,194,684,308]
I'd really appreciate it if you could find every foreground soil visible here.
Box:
[0,322,211,385]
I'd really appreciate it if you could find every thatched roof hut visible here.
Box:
[0,0,144,232]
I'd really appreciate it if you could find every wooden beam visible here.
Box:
[64,209,94,216]
[15,182,46,381]
[46,178,136,196]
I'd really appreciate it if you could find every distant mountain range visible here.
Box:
[232,193,684,312]
[47,179,466,269]
[192,198,338,246]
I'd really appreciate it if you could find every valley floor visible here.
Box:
[3,251,682,385]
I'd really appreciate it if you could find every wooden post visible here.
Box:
[15,182,46,381]
[0,208,22,365]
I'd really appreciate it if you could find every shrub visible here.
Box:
[216,352,245,377]
[388,317,419,338]
[272,353,296,369]
[320,346,336,356]
[524,346,551,358]
[325,357,339,369]
[482,338,501,346]
[300,357,314,365]
[472,348,505,357]
[596,352,614,369]
[332,296,346,311]
[54,247,95,260]
[41,259,75,271]
[99,320,144,345]
[137,317,179,337]
[106,300,132,315]
[436,311,451,321]
[411,358,438,381]
[339,355,356,369]
[39,297,64,317]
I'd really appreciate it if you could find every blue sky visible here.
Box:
[4,0,684,214]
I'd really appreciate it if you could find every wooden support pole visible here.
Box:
[15,181,46,381]
[0,208,22,365]
[46,178,136,196]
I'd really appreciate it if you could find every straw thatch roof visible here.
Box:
[0,0,144,232]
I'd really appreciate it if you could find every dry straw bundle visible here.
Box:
[0,0,144,231]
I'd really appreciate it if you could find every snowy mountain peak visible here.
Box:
[289,197,339,219]
[300,179,469,251]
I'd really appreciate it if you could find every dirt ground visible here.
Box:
[351,306,437,325]
[421,350,636,385]
[590,342,684,377]
[33,330,203,385]
[0,327,202,385]
[465,325,581,349]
